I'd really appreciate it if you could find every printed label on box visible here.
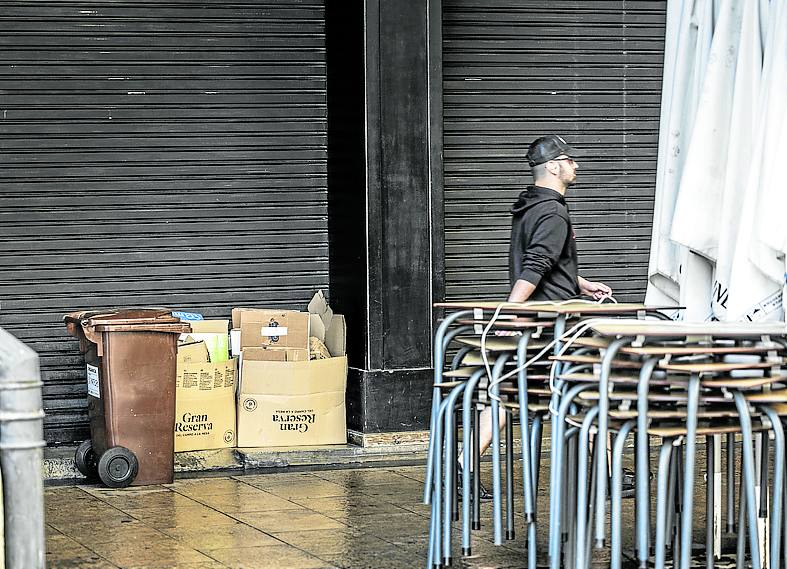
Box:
[86,364,100,398]
[260,326,288,337]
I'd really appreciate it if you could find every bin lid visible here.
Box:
[64,309,187,329]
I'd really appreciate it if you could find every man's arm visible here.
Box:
[510,211,569,301]
[508,278,537,302]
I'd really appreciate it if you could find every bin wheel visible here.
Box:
[74,440,98,479]
[97,446,139,488]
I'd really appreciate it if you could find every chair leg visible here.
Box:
[679,373,700,569]
[727,432,736,535]
[564,429,578,569]
[671,444,682,569]
[611,421,635,569]
[428,398,445,568]
[636,357,658,569]
[583,433,601,569]
[761,407,784,568]
[655,438,675,569]
[575,407,599,569]
[505,410,515,540]
[473,406,481,531]
[517,334,534,523]
[706,435,715,569]
[442,385,467,568]
[489,355,509,546]
[736,473,746,569]
[424,310,471,505]
[452,411,459,523]
[760,432,770,519]
[461,373,482,557]
[528,413,543,569]
[550,383,592,569]
[733,391,763,569]
[594,339,628,550]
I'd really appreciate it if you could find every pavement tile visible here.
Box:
[245,479,350,500]
[124,505,240,529]
[230,509,347,533]
[79,485,174,500]
[97,492,203,512]
[47,557,119,569]
[89,540,217,568]
[207,544,334,568]
[160,522,281,551]
[230,472,319,486]
[387,465,428,482]
[48,517,141,541]
[342,511,430,540]
[170,477,264,497]
[268,528,384,557]
[66,523,168,548]
[189,489,303,513]
[123,563,227,569]
[46,533,107,560]
[295,495,412,519]
[312,468,417,486]
[319,548,422,569]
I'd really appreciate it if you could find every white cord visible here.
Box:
[475,295,629,415]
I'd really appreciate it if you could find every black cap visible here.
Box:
[526,134,580,167]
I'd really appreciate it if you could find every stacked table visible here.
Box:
[424,300,787,569]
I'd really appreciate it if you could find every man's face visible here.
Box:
[554,155,578,186]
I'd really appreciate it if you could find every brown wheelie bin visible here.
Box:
[64,309,190,487]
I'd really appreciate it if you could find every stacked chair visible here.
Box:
[424,300,787,569]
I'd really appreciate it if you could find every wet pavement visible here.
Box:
[45,461,543,568]
[46,458,717,568]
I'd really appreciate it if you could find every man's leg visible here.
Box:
[458,406,507,465]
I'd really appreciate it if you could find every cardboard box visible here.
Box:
[237,356,348,447]
[175,355,238,453]
[238,310,309,350]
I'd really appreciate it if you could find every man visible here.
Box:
[508,134,611,303]
[461,135,612,499]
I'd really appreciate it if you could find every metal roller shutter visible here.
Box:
[0,0,327,445]
[443,0,666,302]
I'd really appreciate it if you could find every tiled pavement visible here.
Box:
[45,462,545,569]
[46,459,716,568]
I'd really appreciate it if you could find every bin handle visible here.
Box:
[80,321,104,357]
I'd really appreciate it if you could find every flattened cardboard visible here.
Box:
[177,341,210,364]
[237,356,347,447]
[309,314,326,342]
[182,319,230,363]
[243,346,309,362]
[231,307,257,329]
[324,314,347,357]
[190,320,229,334]
[239,310,309,350]
[175,358,237,452]
[307,290,334,342]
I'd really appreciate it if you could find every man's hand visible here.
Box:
[578,276,613,300]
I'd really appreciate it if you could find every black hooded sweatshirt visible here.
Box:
[508,185,580,301]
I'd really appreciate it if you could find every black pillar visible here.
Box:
[326,0,444,433]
